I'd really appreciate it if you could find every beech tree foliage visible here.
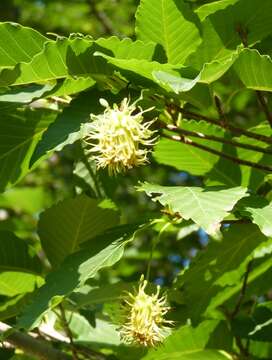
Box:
[0,0,272,359]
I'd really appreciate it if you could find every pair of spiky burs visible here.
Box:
[85,100,170,347]
[84,97,157,175]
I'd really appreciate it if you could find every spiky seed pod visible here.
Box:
[119,275,172,347]
[85,98,157,175]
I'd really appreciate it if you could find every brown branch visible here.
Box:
[88,0,114,35]
[256,91,272,128]
[162,133,272,173]
[229,260,253,359]
[214,95,227,127]
[175,107,272,145]
[231,260,254,320]
[59,304,80,360]
[0,321,72,360]
[165,123,272,155]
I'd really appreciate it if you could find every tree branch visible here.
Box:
[88,0,114,35]
[231,260,253,320]
[256,91,272,128]
[59,304,80,360]
[229,260,253,359]
[165,123,272,155]
[0,322,72,360]
[174,107,272,145]
[162,133,272,173]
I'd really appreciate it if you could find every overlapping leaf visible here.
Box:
[0,84,54,103]
[18,224,142,329]
[188,0,272,82]
[96,36,155,60]
[38,195,120,267]
[237,196,272,237]
[180,224,271,323]
[0,22,48,68]
[206,124,272,190]
[144,320,232,360]
[95,52,199,93]
[139,183,247,234]
[0,231,41,273]
[234,49,272,91]
[195,0,238,21]
[136,0,201,64]
[153,120,224,176]
[0,109,56,191]
[0,272,39,297]
[30,89,121,166]
[0,37,111,87]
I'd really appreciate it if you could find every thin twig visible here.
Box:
[175,107,272,145]
[162,133,272,173]
[229,260,253,359]
[231,260,253,320]
[214,95,227,127]
[165,123,272,155]
[0,321,72,360]
[88,0,114,35]
[256,91,272,128]
[59,304,80,360]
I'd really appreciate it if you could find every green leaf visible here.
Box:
[0,22,48,68]
[0,272,40,297]
[0,109,56,192]
[135,0,201,64]
[152,352,231,360]
[95,52,187,91]
[0,348,14,360]
[0,187,52,213]
[145,350,232,360]
[180,224,270,323]
[30,89,103,166]
[46,77,95,97]
[237,196,272,237]
[234,49,272,91]
[18,224,142,330]
[71,282,136,308]
[195,0,238,21]
[0,231,41,273]
[0,294,30,321]
[38,194,120,267]
[153,120,224,176]
[232,301,272,341]
[139,183,247,234]
[96,36,156,60]
[206,124,272,190]
[69,314,121,346]
[188,0,272,82]
[0,37,111,87]
[0,84,55,103]
[153,70,200,93]
[144,320,232,360]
